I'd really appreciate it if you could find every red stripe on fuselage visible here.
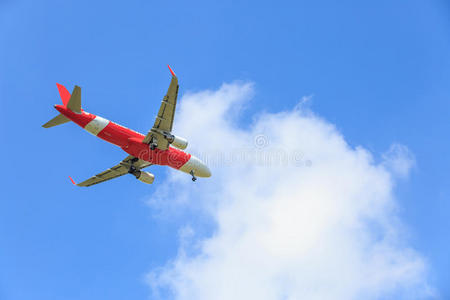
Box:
[54,105,191,169]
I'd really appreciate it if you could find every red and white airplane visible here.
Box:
[43,66,211,187]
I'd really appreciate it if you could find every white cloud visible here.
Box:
[146,82,435,299]
[382,144,416,178]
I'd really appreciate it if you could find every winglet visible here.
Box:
[68,176,77,185]
[168,65,176,77]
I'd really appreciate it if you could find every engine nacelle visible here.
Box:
[136,171,155,184]
[166,134,188,150]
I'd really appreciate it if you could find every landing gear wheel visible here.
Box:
[149,137,158,150]
[190,170,197,182]
[128,165,138,175]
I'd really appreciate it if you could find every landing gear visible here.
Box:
[126,157,139,175]
[190,170,197,182]
[149,137,158,150]
[126,160,143,180]
[128,165,138,175]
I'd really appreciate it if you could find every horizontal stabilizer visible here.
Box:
[42,114,70,128]
[67,86,81,113]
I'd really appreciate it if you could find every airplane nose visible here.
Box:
[198,161,211,178]
[180,155,211,178]
[192,156,211,178]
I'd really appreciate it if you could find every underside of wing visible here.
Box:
[76,164,128,187]
[75,156,152,187]
[143,67,179,150]
[153,69,178,133]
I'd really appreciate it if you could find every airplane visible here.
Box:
[42,66,211,187]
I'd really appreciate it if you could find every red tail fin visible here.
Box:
[56,83,71,107]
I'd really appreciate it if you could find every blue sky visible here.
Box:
[0,0,449,299]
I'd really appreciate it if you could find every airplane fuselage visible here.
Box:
[54,104,211,177]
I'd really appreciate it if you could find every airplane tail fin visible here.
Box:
[56,83,71,106]
[42,83,81,128]
[56,83,82,113]
[42,114,70,128]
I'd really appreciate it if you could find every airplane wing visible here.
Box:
[72,155,152,187]
[142,66,179,150]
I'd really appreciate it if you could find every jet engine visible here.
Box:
[166,134,188,150]
[135,171,155,184]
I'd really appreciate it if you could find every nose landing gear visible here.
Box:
[190,170,197,182]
